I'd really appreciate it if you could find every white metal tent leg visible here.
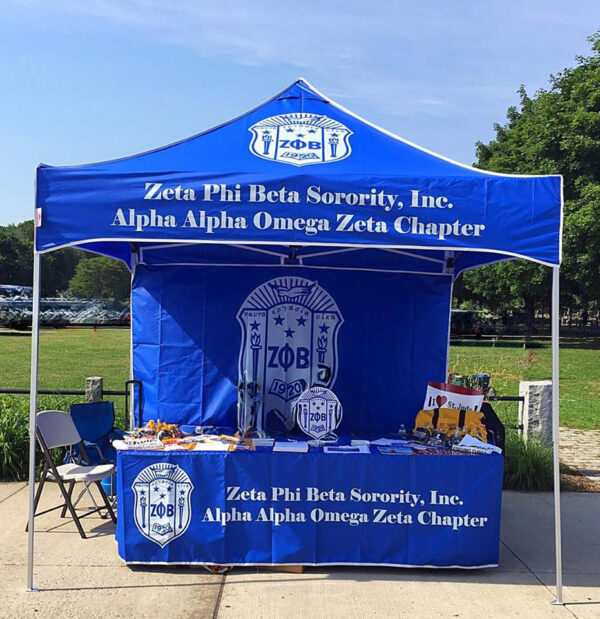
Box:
[27,252,41,591]
[551,266,563,605]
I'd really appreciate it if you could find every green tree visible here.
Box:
[0,222,32,286]
[0,220,90,296]
[459,32,600,317]
[68,256,130,301]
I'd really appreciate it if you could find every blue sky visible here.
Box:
[1,0,598,225]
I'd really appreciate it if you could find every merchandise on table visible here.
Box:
[413,407,491,446]
[114,419,250,452]
[112,390,504,457]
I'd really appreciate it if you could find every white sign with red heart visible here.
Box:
[423,382,484,412]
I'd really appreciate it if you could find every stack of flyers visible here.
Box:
[252,438,275,448]
[377,445,414,456]
[371,438,409,447]
[324,444,370,455]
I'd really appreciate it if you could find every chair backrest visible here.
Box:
[37,410,81,449]
[69,401,115,443]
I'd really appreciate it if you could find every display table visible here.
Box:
[116,448,503,568]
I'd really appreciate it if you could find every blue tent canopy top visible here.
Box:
[35,78,562,271]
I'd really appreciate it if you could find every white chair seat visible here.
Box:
[47,462,115,482]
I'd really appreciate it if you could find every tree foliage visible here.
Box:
[0,220,85,296]
[0,221,32,287]
[0,220,129,298]
[460,32,600,315]
[68,256,130,301]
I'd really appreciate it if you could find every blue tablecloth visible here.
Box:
[116,448,503,567]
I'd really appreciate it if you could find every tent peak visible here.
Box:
[275,77,330,104]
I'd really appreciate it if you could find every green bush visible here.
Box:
[503,430,554,491]
[0,396,30,481]
[0,395,85,481]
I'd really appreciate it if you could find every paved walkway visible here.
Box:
[1,483,599,618]
[560,427,600,481]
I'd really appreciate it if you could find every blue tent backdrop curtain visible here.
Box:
[132,262,451,431]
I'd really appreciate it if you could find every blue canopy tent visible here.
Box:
[28,79,563,595]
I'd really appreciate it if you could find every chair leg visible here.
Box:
[61,481,75,518]
[71,483,100,513]
[25,470,47,532]
[55,477,87,539]
[84,483,101,512]
[71,484,88,509]
[95,481,117,524]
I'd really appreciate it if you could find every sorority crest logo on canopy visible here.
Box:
[295,386,343,440]
[248,113,353,166]
[132,463,193,547]
[237,276,343,432]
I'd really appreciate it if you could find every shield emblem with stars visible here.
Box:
[132,463,193,547]
[295,386,343,440]
[248,113,353,166]
[237,276,343,433]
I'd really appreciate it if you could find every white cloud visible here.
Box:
[9,0,524,118]
[7,0,599,145]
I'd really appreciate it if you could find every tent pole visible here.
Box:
[26,252,41,592]
[550,265,563,605]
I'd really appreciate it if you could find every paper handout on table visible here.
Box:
[376,445,414,456]
[273,441,309,453]
[193,441,230,451]
[370,438,409,446]
[252,438,275,447]
[113,437,163,450]
[458,434,502,454]
[324,445,370,454]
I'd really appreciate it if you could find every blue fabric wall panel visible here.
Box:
[132,265,451,432]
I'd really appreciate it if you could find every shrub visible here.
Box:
[0,396,30,481]
[0,395,83,481]
[503,430,553,491]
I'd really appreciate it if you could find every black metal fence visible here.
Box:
[0,380,143,427]
[1,383,519,430]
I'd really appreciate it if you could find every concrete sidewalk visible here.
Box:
[1,483,598,619]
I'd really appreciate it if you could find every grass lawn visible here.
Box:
[449,343,600,429]
[0,328,130,426]
[1,328,129,390]
[0,328,598,429]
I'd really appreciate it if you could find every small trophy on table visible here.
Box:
[237,332,265,438]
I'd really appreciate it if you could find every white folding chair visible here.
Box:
[27,410,116,538]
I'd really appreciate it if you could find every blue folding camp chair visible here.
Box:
[64,401,125,507]
[67,401,124,466]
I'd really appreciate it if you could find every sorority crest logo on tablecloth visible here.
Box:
[295,386,343,440]
[237,276,343,432]
[132,463,193,547]
[248,113,353,166]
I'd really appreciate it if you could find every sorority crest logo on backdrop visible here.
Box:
[248,113,353,166]
[132,463,193,547]
[237,276,343,432]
